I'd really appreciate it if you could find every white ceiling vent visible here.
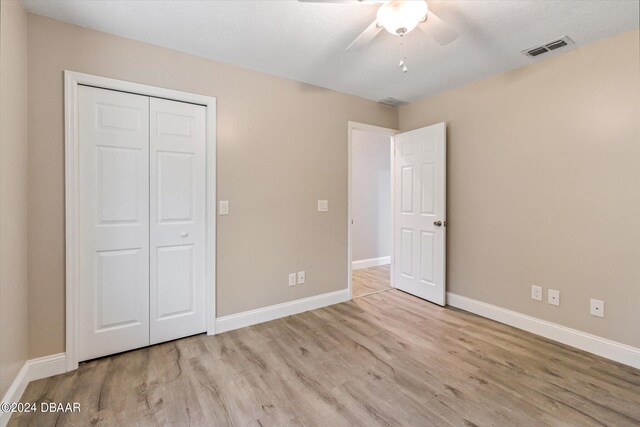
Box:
[522,36,574,58]
[378,97,408,107]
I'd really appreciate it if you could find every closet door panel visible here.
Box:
[78,86,150,361]
[150,98,207,344]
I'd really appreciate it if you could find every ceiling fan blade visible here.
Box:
[346,19,383,51]
[420,11,459,46]
[297,0,384,3]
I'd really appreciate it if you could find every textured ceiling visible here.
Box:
[22,0,640,102]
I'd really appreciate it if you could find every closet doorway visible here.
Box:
[65,72,216,371]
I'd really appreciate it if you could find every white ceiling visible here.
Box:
[22,0,639,103]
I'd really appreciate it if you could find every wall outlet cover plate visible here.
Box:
[548,289,560,306]
[531,285,542,301]
[590,299,605,317]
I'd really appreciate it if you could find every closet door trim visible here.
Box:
[64,71,217,372]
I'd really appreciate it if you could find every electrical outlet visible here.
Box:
[548,289,560,306]
[590,299,605,318]
[531,285,542,301]
[288,273,297,287]
[297,271,306,285]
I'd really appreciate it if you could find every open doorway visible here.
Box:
[348,122,398,299]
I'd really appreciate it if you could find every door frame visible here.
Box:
[64,71,217,371]
[347,121,398,299]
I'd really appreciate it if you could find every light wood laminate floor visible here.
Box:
[352,264,391,298]
[10,290,640,426]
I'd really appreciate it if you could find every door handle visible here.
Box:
[433,221,442,227]
[181,231,189,238]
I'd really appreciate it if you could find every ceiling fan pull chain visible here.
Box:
[399,34,408,73]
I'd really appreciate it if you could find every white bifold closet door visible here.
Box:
[78,86,206,362]
[149,97,206,345]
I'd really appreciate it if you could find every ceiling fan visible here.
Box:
[298,0,459,51]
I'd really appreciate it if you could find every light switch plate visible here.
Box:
[297,271,306,285]
[317,200,328,212]
[590,299,604,317]
[219,200,229,215]
[548,289,560,306]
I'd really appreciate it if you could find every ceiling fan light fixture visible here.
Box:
[376,0,428,35]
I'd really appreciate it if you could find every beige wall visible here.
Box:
[400,29,640,348]
[27,15,397,358]
[0,0,29,397]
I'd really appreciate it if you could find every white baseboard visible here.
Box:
[1,353,66,427]
[216,289,350,334]
[0,363,29,427]
[352,256,390,270]
[447,293,640,370]
[27,353,66,383]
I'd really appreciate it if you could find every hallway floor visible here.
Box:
[352,264,391,298]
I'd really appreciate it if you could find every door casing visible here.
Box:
[64,71,217,371]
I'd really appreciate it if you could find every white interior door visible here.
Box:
[149,98,207,344]
[393,123,446,305]
[78,86,150,361]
